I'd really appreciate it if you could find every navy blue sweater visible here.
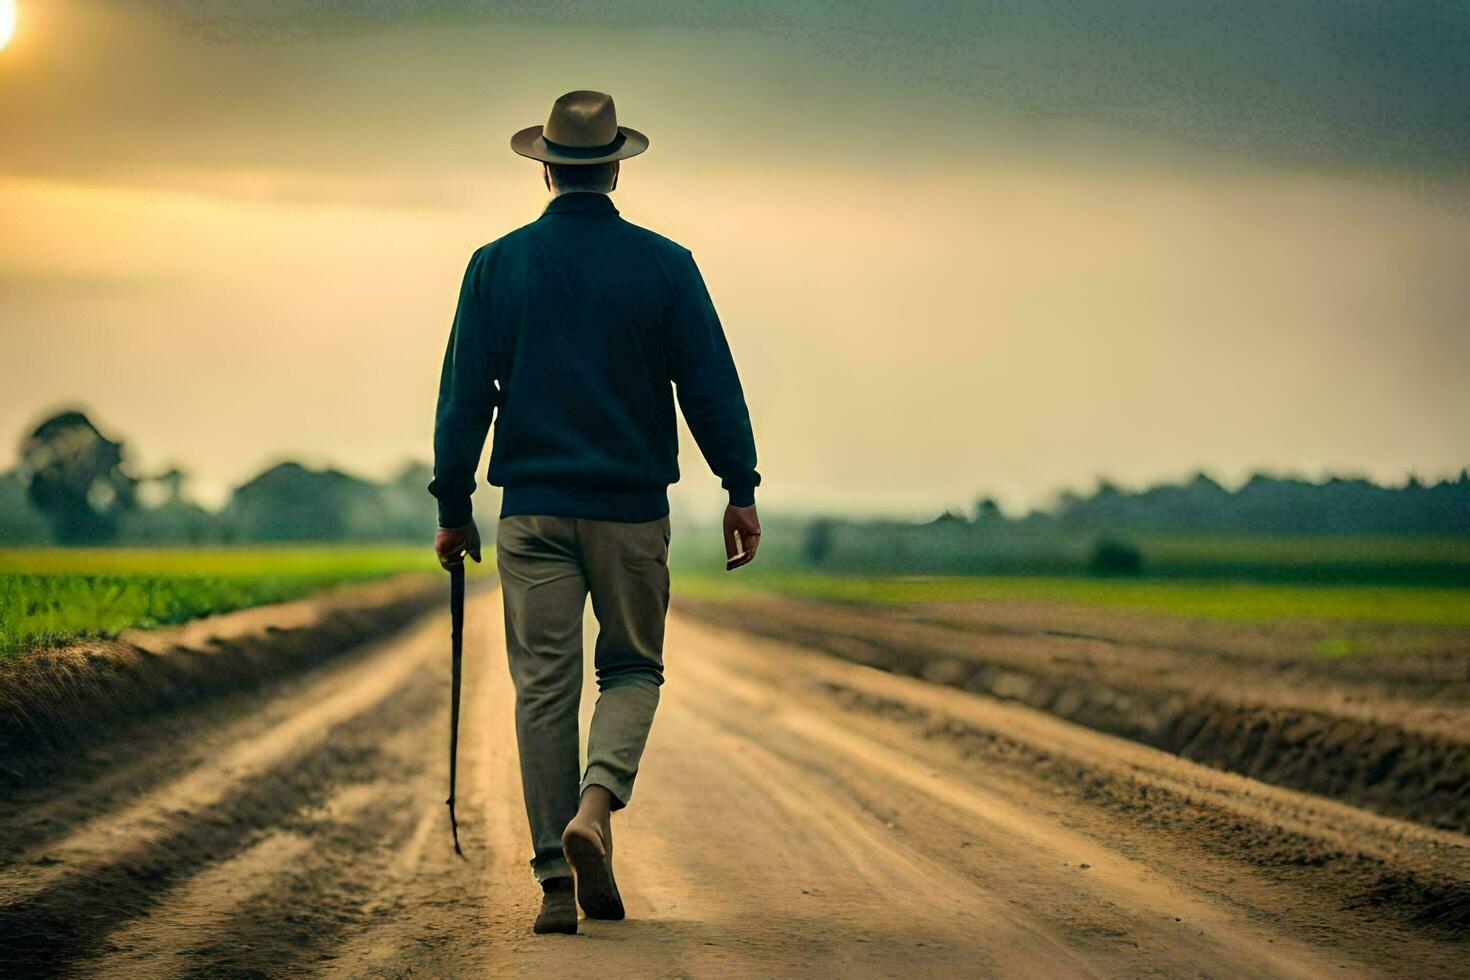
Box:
[429,192,760,527]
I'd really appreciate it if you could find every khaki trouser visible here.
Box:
[496,513,671,881]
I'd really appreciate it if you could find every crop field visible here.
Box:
[722,522,1470,586]
[674,567,1470,627]
[0,546,451,655]
[1134,533,1470,564]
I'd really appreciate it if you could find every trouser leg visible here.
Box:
[578,515,672,809]
[497,515,587,881]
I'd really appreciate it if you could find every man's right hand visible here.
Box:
[435,521,482,570]
[723,504,761,570]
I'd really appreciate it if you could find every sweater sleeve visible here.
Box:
[669,249,761,506]
[428,249,500,528]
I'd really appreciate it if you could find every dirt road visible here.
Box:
[1,588,1465,977]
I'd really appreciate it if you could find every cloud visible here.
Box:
[1,0,1464,195]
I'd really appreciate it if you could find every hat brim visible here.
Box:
[511,125,649,164]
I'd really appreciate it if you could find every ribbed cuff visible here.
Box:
[726,484,756,507]
[500,481,669,523]
[437,497,473,529]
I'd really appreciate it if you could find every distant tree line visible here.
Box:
[801,471,1470,584]
[4,408,1466,578]
[0,410,472,546]
[967,470,1470,537]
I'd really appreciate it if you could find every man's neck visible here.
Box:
[549,188,611,200]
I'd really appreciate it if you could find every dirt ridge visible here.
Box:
[0,573,445,788]
[801,678,1470,933]
[677,595,1470,834]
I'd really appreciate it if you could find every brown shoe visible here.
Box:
[561,819,625,920]
[533,876,577,935]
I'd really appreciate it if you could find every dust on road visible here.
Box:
[0,589,1464,977]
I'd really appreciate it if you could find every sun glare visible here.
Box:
[0,1,15,52]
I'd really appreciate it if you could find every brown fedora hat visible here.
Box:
[511,90,649,165]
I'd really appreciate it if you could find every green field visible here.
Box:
[0,546,455,656]
[714,521,1470,587]
[6,539,1466,658]
[673,569,1470,627]
[1134,534,1470,564]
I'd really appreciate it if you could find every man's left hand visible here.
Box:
[435,521,482,570]
[723,504,760,570]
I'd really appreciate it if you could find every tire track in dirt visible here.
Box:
[638,698,1097,977]
[676,615,1469,934]
[0,615,442,908]
[0,614,447,976]
[663,628,1352,978]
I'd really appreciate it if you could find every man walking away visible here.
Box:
[429,90,762,935]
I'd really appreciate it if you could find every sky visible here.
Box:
[2,0,1467,519]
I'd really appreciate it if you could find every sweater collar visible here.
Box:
[542,192,619,216]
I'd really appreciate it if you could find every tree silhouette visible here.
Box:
[19,411,137,544]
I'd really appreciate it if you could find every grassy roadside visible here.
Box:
[673,568,1470,628]
[0,546,469,656]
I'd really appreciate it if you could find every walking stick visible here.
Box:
[447,561,465,857]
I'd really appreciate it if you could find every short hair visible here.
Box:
[547,162,617,193]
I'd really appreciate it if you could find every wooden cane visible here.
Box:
[447,561,465,856]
